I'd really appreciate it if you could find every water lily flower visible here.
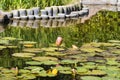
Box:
[55,36,63,50]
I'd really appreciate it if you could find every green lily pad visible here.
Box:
[85,70,106,76]
[59,70,72,74]
[106,60,119,66]
[32,56,58,61]
[76,67,88,73]
[0,76,17,80]
[81,76,102,80]
[1,69,14,74]
[80,47,104,53]
[12,53,35,58]
[24,66,44,71]
[47,73,56,77]
[83,65,96,69]
[26,61,42,66]
[0,40,9,45]
[18,73,36,80]
[45,52,66,57]
[108,40,120,43]
[0,46,7,50]
[2,37,16,40]
[42,61,58,65]
[38,71,48,77]
[54,66,71,71]
[111,50,120,54]
[102,77,120,80]
[97,65,107,70]
[60,59,78,65]
[19,69,30,74]
[6,46,18,49]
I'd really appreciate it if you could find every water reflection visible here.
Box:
[9,18,83,28]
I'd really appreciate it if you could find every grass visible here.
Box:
[0,0,78,11]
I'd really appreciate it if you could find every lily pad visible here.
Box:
[80,47,104,53]
[19,69,30,74]
[45,52,66,57]
[60,70,72,74]
[19,41,37,45]
[108,40,120,43]
[2,37,16,40]
[85,70,106,76]
[0,40,9,45]
[26,61,42,66]
[42,61,58,65]
[54,66,71,71]
[24,66,44,71]
[76,67,88,73]
[23,48,43,53]
[38,71,48,77]
[18,73,36,80]
[32,56,58,61]
[81,76,102,80]
[60,59,78,65]
[12,53,35,58]
[0,46,7,50]
[6,46,18,49]
[41,47,65,52]
[102,77,120,80]
[111,50,120,54]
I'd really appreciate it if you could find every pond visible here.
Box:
[0,5,120,80]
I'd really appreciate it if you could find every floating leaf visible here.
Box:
[60,70,72,74]
[23,48,43,53]
[76,67,88,73]
[108,40,120,43]
[102,77,120,80]
[85,70,106,76]
[12,53,35,58]
[45,52,66,57]
[32,56,58,61]
[80,47,104,53]
[26,61,42,66]
[19,41,37,45]
[19,69,30,74]
[24,66,44,71]
[42,61,58,65]
[81,76,102,80]
[60,59,78,65]
[2,37,16,40]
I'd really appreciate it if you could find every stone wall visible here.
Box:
[81,0,120,5]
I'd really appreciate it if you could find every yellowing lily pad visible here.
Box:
[12,53,35,58]
[32,56,58,61]
[23,48,43,53]
[80,47,104,53]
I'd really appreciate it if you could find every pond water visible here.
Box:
[0,5,120,80]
